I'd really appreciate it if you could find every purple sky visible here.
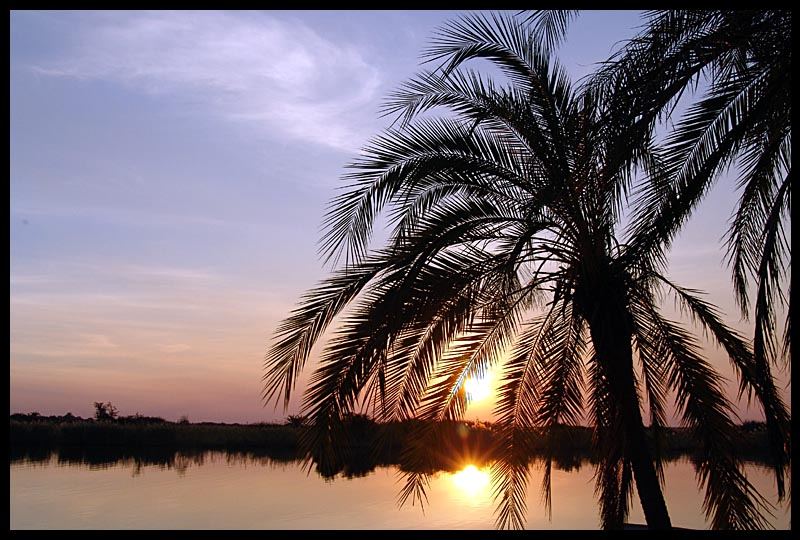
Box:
[10,10,790,423]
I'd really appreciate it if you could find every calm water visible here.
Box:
[10,452,790,530]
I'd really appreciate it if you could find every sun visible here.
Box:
[464,374,491,403]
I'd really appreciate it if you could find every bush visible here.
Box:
[94,402,119,422]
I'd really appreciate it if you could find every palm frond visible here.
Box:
[519,10,579,52]
[752,173,791,373]
[630,300,773,529]
[263,254,394,409]
[727,135,790,317]
[492,295,586,529]
[421,12,575,168]
[491,301,559,529]
[626,68,780,267]
[319,117,532,267]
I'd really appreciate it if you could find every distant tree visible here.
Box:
[178,415,190,425]
[93,401,119,421]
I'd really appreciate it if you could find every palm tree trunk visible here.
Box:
[585,287,672,530]
[607,344,672,530]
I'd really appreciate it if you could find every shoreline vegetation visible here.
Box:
[10,412,777,478]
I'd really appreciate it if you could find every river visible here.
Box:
[10,451,790,529]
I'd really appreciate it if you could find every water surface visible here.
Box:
[10,452,790,529]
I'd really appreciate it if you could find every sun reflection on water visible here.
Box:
[450,464,490,497]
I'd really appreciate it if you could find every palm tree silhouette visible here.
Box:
[529,9,792,504]
[263,13,788,530]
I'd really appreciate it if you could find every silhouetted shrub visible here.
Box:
[93,402,119,422]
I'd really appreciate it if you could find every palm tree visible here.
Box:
[262,13,788,530]
[527,9,792,501]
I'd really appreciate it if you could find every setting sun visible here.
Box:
[464,375,492,403]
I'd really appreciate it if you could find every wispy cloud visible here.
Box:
[10,203,262,230]
[11,332,124,360]
[120,264,218,283]
[30,11,382,152]
[11,261,218,289]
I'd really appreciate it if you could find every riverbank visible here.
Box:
[10,414,776,475]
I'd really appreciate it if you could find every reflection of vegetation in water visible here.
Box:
[10,448,298,476]
[10,446,585,479]
[9,446,778,485]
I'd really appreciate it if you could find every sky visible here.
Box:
[10,10,790,423]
